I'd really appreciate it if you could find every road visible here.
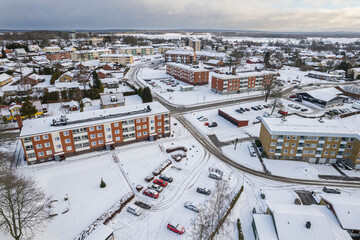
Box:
[127,63,360,188]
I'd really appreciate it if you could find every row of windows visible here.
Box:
[36,143,51,149]
[272,135,355,142]
[269,148,351,157]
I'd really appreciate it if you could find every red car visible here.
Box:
[289,94,296,98]
[143,189,159,199]
[167,222,185,235]
[153,179,168,187]
[204,122,209,126]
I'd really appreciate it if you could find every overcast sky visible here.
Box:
[1,0,360,31]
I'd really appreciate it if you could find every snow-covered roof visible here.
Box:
[79,60,100,67]
[120,46,153,50]
[253,214,278,240]
[84,224,113,240]
[165,50,194,55]
[219,109,248,121]
[100,54,131,58]
[0,73,11,82]
[320,194,360,230]
[212,71,277,80]
[262,117,360,139]
[267,203,335,240]
[166,63,208,73]
[195,51,226,58]
[20,102,169,137]
[301,88,344,102]
[206,59,222,64]
[100,92,124,105]
[54,81,80,89]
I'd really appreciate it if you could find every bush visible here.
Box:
[294,198,301,205]
[100,178,106,188]
[237,218,244,240]
[261,151,267,158]
[255,139,262,147]
[261,193,265,199]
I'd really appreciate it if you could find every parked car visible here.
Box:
[301,108,308,112]
[295,98,302,102]
[323,187,341,194]
[263,112,270,118]
[196,116,204,120]
[143,189,159,199]
[204,122,210,126]
[235,109,244,114]
[127,205,143,216]
[240,107,245,112]
[159,174,173,182]
[251,107,258,111]
[199,117,208,122]
[245,108,250,111]
[167,222,185,235]
[208,122,218,128]
[197,187,211,195]
[209,172,222,180]
[294,106,301,110]
[289,94,297,98]
[153,179,168,187]
[263,105,269,108]
[148,184,163,192]
[336,163,345,169]
[256,116,262,121]
[184,201,201,213]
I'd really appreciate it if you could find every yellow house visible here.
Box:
[43,46,61,52]
[1,101,43,121]
[59,72,75,82]
[0,73,12,86]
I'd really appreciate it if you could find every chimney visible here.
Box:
[306,221,311,229]
[16,115,23,129]
[232,67,236,75]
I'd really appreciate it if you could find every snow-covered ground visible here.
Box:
[222,143,263,171]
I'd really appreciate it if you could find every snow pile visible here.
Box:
[152,159,172,176]
[166,146,188,153]
[75,192,134,240]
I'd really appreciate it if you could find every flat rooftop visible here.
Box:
[166,62,208,73]
[20,102,169,137]
[212,71,277,80]
[262,117,360,139]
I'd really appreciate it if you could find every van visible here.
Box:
[209,172,222,180]
[127,205,143,216]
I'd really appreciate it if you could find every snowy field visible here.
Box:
[222,143,263,171]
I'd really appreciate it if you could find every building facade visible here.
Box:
[166,63,209,85]
[46,51,72,61]
[259,118,360,169]
[118,46,154,55]
[20,102,170,164]
[211,71,277,95]
[71,49,111,62]
[165,50,195,64]
[99,54,133,65]
[189,39,201,52]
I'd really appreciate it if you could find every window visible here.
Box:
[34,136,41,141]
[137,126,141,130]
[90,134,95,139]
[158,129,162,133]
[143,125,147,129]
[271,135,278,139]
[63,131,69,136]
[335,137,339,142]
[283,149,288,154]
[137,132,142,137]
[65,139,71,144]
[326,144,330,148]
[90,127,95,131]
[98,140,103,144]
[303,150,309,154]
[96,126,102,130]
[269,149,275,153]
[106,128,111,131]
[311,144,317,148]
[143,131,147,135]
[293,136,297,140]
[291,143,296,147]
[44,143,50,147]
[66,146,72,151]
[309,150,315,155]
[91,141,97,146]
[27,153,35,158]
[284,142,289,147]
[158,122,162,126]
[324,151,329,155]
[115,137,121,141]
[97,133,103,137]
[350,138,355,142]
[55,137,60,141]
[114,123,119,127]
[312,137,318,141]
[333,144,337,149]
[107,135,112,138]
[286,136,291,140]
[115,130,120,134]
[331,151,336,156]
[43,135,49,140]
[305,143,310,147]
[142,118,147,122]
[136,119,141,123]
[270,142,276,147]
[38,152,44,156]
[345,152,351,156]
[24,137,31,143]
[46,150,52,155]
[306,136,312,140]
[157,115,162,120]
[347,145,353,149]
[290,150,295,154]
[56,144,62,148]
[327,137,332,141]
[36,144,42,149]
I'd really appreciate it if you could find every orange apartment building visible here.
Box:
[211,71,277,94]
[46,51,72,61]
[259,118,360,169]
[20,102,170,164]
[166,63,209,86]
[165,50,195,64]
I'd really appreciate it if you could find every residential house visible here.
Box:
[0,73,12,86]
[100,93,125,108]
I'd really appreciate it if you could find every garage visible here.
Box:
[318,158,327,164]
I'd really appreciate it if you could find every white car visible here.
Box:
[148,184,163,192]
[184,201,201,212]
[127,205,143,216]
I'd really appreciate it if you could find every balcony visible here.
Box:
[299,139,305,143]
[315,154,322,158]
[296,154,302,157]
[340,141,347,145]
[319,140,325,144]
[277,138,284,142]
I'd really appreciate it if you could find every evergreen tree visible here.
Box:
[264,51,270,69]
[142,87,153,103]
[20,99,38,118]
[100,178,106,188]
[50,70,62,85]
[92,71,104,93]
[1,48,7,58]
[137,87,144,99]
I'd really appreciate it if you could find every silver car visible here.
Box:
[184,201,200,212]
[148,184,163,192]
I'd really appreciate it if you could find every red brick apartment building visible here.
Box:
[165,50,195,64]
[46,51,71,61]
[166,63,209,86]
[20,102,170,164]
[211,71,277,94]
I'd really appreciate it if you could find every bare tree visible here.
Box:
[263,80,280,102]
[0,171,51,240]
[270,88,283,115]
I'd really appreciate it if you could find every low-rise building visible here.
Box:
[99,54,133,65]
[211,71,277,95]
[0,73,12,86]
[46,51,72,61]
[100,93,125,108]
[218,109,249,127]
[296,88,346,108]
[71,49,111,62]
[43,46,61,52]
[20,102,170,164]
[259,117,360,168]
[166,63,209,85]
[308,71,343,81]
[118,46,153,55]
[1,101,43,121]
[350,68,360,80]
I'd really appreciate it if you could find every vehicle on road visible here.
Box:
[184,201,201,213]
[208,122,218,128]
[167,222,185,235]
[197,187,211,195]
[301,108,308,112]
[160,174,173,182]
[127,205,143,216]
[323,187,341,194]
[153,179,168,187]
[204,122,210,126]
[143,189,159,199]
